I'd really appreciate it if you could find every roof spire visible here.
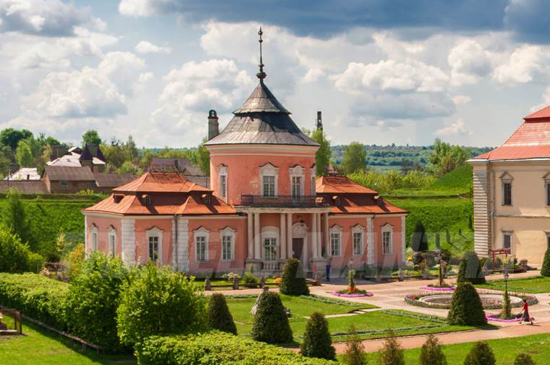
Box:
[257,27,266,82]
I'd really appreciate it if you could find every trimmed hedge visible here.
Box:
[207,293,237,335]
[447,282,487,326]
[457,252,486,285]
[136,331,338,365]
[280,258,309,296]
[463,342,495,365]
[300,312,335,360]
[252,292,293,344]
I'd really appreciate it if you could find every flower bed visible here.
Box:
[420,285,456,292]
[405,291,538,310]
[485,314,523,323]
[331,291,373,298]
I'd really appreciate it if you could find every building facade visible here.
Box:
[469,105,550,266]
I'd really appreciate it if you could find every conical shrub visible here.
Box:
[343,325,367,365]
[447,282,487,326]
[420,334,447,365]
[541,247,550,277]
[207,293,237,335]
[280,258,309,296]
[514,353,536,365]
[463,342,495,365]
[378,332,404,365]
[251,292,293,344]
[300,312,335,360]
[457,252,486,284]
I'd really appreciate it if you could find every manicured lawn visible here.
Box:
[0,316,135,365]
[226,295,473,341]
[477,276,550,294]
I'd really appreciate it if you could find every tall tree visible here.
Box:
[429,139,471,176]
[1,189,34,249]
[82,130,102,146]
[0,128,32,151]
[342,142,367,175]
[15,140,34,167]
[197,138,210,175]
[311,129,331,176]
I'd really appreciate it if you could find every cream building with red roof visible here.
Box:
[83,31,407,277]
[470,105,550,266]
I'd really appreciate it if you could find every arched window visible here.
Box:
[90,224,98,252]
[329,225,342,257]
[194,227,209,262]
[260,163,279,197]
[262,226,279,261]
[108,226,117,256]
[220,227,236,261]
[351,224,364,256]
[146,227,163,263]
[381,224,394,255]
[290,165,305,198]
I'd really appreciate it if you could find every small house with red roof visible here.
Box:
[469,105,550,265]
[83,31,407,276]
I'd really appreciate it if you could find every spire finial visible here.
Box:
[257,27,266,81]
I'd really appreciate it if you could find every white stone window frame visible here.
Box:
[90,224,98,252]
[310,165,316,195]
[261,226,279,261]
[108,226,117,256]
[146,227,163,263]
[351,224,365,256]
[501,230,513,251]
[194,227,210,262]
[381,223,394,255]
[290,165,305,198]
[260,163,279,198]
[218,165,228,202]
[220,226,236,262]
[500,172,513,207]
[329,225,342,257]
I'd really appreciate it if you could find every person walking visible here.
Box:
[519,299,533,325]
[325,260,332,283]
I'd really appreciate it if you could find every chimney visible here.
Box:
[316,111,323,131]
[208,110,219,140]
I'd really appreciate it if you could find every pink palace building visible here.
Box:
[82,32,408,277]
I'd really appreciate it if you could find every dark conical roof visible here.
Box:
[205,82,319,147]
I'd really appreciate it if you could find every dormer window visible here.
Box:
[142,194,151,205]
[113,194,124,203]
[202,193,211,204]
[260,163,279,197]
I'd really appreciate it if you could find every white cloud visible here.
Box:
[135,40,172,54]
[434,119,471,136]
[493,45,550,85]
[119,0,158,17]
[302,68,325,83]
[453,95,472,105]
[448,40,492,87]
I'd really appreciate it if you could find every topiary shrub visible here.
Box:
[457,252,486,285]
[252,292,293,344]
[411,219,428,252]
[342,325,367,365]
[541,247,550,277]
[448,282,487,326]
[117,264,207,347]
[463,342,495,365]
[420,334,447,365]
[378,332,405,365]
[514,353,536,365]
[300,312,335,360]
[280,258,309,296]
[207,293,237,335]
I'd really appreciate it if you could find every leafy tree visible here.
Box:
[125,135,139,160]
[197,138,210,175]
[301,312,335,360]
[342,325,366,365]
[207,293,237,335]
[541,247,550,277]
[447,282,487,326]
[1,189,34,249]
[342,142,367,175]
[117,264,207,346]
[280,258,309,296]
[15,139,34,167]
[429,139,471,176]
[463,342,495,365]
[82,130,102,146]
[420,334,447,365]
[0,128,32,150]
[411,219,428,252]
[251,292,293,344]
[0,227,43,273]
[514,353,536,365]
[378,333,405,365]
[311,129,331,176]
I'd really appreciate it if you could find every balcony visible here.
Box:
[239,194,328,208]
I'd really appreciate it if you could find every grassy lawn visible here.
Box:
[477,276,550,294]
[226,295,473,341]
[0,316,135,365]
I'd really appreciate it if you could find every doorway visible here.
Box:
[292,238,304,259]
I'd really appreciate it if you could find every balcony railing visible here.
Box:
[239,194,328,208]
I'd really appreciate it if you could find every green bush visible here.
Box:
[280,258,309,296]
[243,264,258,284]
[342,325,366,365]
[66,252,129,352]
[378,333,405,365]
[541,247,550,277]
[136,331,337,365]
[448,282,487,326]
[0,228,43,273]
[116,264,207,346]
[300,312,335,360]
[252,292,293,344]
[411,219,428,252]
[463,342,495,365]
[457,252,486,285]
[514,353,536,365]
[207,293,237,335]
[420,334,447,365]
[1,189,34,250]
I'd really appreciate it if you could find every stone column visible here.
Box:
[312,213,318,258]
[287,213,293,258]
[401,216,406,265]
[367,216,375,266]
[254,213,261,260]
[280,213,287,259]
[323,213,329,255]
[317,213,323,256]
[247,213,253,259]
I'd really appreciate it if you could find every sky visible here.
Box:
[2,0,550,148]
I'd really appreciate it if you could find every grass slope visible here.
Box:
[428,164,473,194]
[477,276,550,294]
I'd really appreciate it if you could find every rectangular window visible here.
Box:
[109,234,116,256]
[91,232,98,252]
[220,175,227,199]
[148,236,159,262]
[262,175,276,197]
[196,236,207,262]
[503,233,512,249]
[503,182,512,206]
[59,180,69,187]
[353,232,363,256]
[222,235,233,261]
[292,176,302,198]
[547,234,550,249]
[264,238,277,261]
[330,233,341,256]
[382,231,392,255]
[547,184,550,206]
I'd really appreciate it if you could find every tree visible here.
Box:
[0,128,32,151]
[378,333,405,365]
[447,282,487,326]
[342,142,367,175]
[0,228,43,273]
[457,252,486,284]
[207,293,237,335]
[411,219,428,252]
[342,325,367,365]
[15,140,33,167]
[301,312,335,360]
[280,258,309,296]
[541,247,550,277]
[251,292,293,344]
[197,138,210,175]
[463,342,495,365]
[1,189,33,249]
[311,129,331,176]
[514,353,536,365]
[420,334,447,365]
[429,139,471,176]
[82,130,102,146]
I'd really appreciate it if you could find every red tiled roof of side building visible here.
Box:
[316,175,377,194]
[113,171,210,193]
[328,195,407,215]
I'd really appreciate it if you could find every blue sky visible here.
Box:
[1,0,550,148]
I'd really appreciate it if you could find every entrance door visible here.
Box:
[292,238,304,259]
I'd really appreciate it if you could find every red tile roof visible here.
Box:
[316,176,377,194]
[113,171,210,193]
